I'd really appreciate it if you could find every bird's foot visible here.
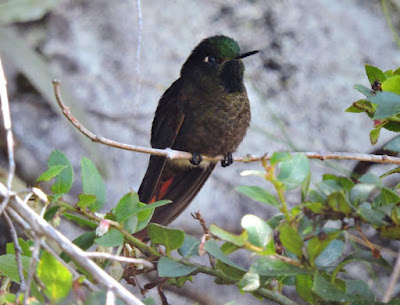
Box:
[221,152,233,167]
[190,152,202,166]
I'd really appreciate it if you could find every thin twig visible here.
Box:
[3,211,26,296]
[0,55,15,216]
[85,252,154,269]
[52,80,400,166]
[1,189,145,305]
[24,235,42,305]
[383,251,400,302]
[106,288,116,305]
[345,232,397,257]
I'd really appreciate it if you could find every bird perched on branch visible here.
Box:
[136,35,258,237]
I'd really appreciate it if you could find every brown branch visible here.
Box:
[52,80,400,166]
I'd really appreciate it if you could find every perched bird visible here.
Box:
[137,35,258,236]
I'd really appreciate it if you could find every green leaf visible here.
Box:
[124,199,171,216]
[307,231,340,265]
[357,202,388,226]
[349,184,375,206]
[345,105,364,113]
[216,261,246,280]
[267,214,285,229]
[95,228,124,247]
[115,191,140,222]
[147,224,185,254]
[6,238,32,257]
[113,191,141,233]
[277,154,310,190]
[220,242,240,255]
[370,127,381,145]
[365,64,387,85]
[77,194,97,208]
[143,298,157,305]
[38,251,72,301]
[81,157,106,212]
[236,186,279,207]
[44,205,59,221]
[384,136,400,153]
[48,150,74,196]
[241,214,273,248]
[238,272,260,292]
[358,173,382,186]
[178,234,200,257]
[158,257,197,277]
[369,91,400,119]
[314,239,344,267]
[0,254,30,283]
[0,0,58,25]
[317,180,343,196]
[61,231,96,263]
[376,187,400,206]
[346,279,375,302]
[323,174,354,190]
[250,256,309,276]
[353,84,374,97]
[204,240,245,271]
[295,275,315,304]
[382,75,400,95]
[210,224,246,247]
[312,272,349,302]
[304,201,325,213]
[278,222,304,259]
[63,213,97,229]
[380,226,400,240]
[37,165,67,183]
[385,70,394,78]
[270,152,291,165]
[326,191,351,215]
[301,172,311,202]
[167,275,193,288]
[334,250,390,279]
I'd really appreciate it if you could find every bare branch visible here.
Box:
[0,55,15,215]
[85,252,154,269]
[3,211,26,296]
[345,232,398,257]
[24,235,42,305]
[52,80,400,166]
[106,288,116,305]
[383,251,400,302]
[1,188,145,305]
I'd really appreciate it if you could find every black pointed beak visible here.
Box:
[235,50,259,60]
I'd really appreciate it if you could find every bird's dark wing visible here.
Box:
[137,79,185,204]
[149,163,216,226]
[137,78,216,230]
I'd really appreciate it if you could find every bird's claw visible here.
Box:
[190,152,202,166]
[221,152,233,167]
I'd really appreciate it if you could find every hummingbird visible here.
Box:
[136,35,258,236]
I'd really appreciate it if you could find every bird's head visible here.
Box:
[181,35,259,93]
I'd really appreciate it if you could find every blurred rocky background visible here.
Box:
[1,0,400,304]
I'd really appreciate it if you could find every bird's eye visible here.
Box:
[204,56,218,64]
